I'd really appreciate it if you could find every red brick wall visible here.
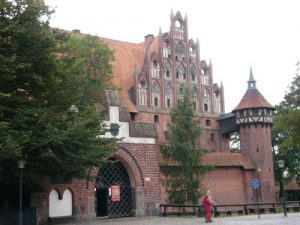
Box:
[203,167,254,204]
[31,143,160,224]
[240,124,276,202]
[136,111,230,151]
[117,143,161,209]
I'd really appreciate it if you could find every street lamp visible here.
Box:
[277,160,287,217]
[18,159,26,225]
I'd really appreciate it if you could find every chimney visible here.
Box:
[144,34,154,47]
[72,29,81,34]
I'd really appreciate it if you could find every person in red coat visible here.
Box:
[202,190,214,223]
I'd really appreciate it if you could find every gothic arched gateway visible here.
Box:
[95,160,133,218]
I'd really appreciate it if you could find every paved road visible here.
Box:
[64,213,300,225]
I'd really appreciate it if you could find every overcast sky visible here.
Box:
[45,0,300,112]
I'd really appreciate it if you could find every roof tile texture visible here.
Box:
[234,88,274,111]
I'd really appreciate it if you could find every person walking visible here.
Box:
[202,190,214,223]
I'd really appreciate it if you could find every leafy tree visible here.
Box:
[160,85,207,204]
[0,0,117,184]
[230,132,241,153]
[272,65,300,185]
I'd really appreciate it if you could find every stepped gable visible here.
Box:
[202,152,255,170]
[233,68,274,111]
[101,37,146,112]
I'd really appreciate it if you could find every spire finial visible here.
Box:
[248,66,256,89]
[159,26,162,36]
[170,9,174,19]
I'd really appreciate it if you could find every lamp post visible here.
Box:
[18,159,26,225]
[277,160,287,217]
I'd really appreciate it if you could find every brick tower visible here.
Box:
[232,68,276,202]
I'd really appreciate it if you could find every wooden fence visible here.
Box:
[159,201,300,217]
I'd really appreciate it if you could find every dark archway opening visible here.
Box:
[96,159,133,218]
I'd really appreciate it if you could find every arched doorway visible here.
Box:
[96,160,133,218]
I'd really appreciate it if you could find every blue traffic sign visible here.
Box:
[252,178,260,189]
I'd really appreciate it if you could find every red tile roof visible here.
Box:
[161,152,255,170]
[101,37,147,112]
[202,152,255,170]
[233,88,274,111]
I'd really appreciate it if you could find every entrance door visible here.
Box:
[96,161,133,218]
[96,188,108,217]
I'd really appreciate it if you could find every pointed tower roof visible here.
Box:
[233,68,274,111]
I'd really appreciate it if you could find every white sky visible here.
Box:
[45,0,300,112]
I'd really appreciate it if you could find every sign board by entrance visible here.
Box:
[111,185,120,201]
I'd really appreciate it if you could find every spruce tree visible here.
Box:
[160,85,207,204]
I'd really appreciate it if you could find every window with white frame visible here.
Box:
[214,92,221,115]
[165,83,173,108]
[176,42,185,60]
[151,60,160,78]
[163,40,171,58]
[138,80,147,106]
[192,86,198,110]
[176,64,186,82]
[164,62,172,80]
[190,66,197,83]
[152,82,161,107]
[203,89,211,112]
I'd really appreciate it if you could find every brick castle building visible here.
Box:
[28,10,276,224]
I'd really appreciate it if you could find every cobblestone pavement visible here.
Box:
[63,213,300,225]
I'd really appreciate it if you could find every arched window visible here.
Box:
[203,89,211,112]
[176,42,185,61]
[165,83,173,108]
[174,19,184,40]
[189,45,196,62]
[192,86,198,110]
[151,59,160,78]
[177,84,184,101]
[49,189,72,218]
[164,62,172,80]
[190,66,197,83]
[201,61,209,85]
[152,82,161,107]
[176,64,186,82]
[214,91,221,115]
[138,80,147,106]
[163,39,171,58]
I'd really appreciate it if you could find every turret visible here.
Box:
[232,68,276,202]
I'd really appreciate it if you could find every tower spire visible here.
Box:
[170,9,174,20]
[248,66,256,89]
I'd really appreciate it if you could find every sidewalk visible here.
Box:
[63,213,300,225]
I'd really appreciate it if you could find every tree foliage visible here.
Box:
[0,0,118,184]
[160,86,207,204]
[272,64,300,184]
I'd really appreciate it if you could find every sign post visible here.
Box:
[252,178,260,218]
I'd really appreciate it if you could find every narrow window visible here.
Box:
[204,103,208,112]
[154,115,159,123]
[164,131,169,140]
[154,97,158,106]
[167,99,171,108]
[210,133,215,143]
[130,112,136,121]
